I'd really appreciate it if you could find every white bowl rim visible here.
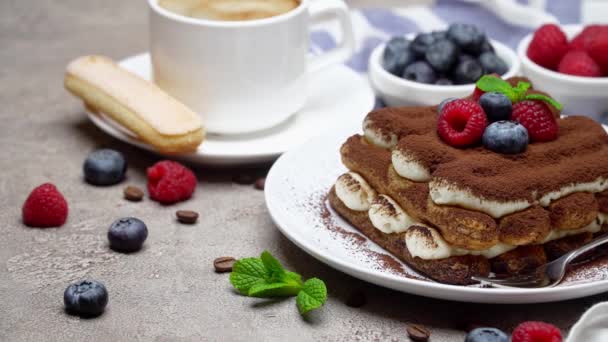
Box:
[369,34,521,92]
[517,23,608,85]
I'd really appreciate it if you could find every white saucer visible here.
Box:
[265,126,608,304]
[85,53,375,166]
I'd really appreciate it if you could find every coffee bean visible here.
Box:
[123,185,144,202]
[214,257,236,273]
[232,174,255,185]
[176,210,198,224]
[345,290,366,308]
[254,177,266,190]
[406,324,430,342]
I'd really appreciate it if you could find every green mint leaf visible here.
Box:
[523,93,564,111]
[475,75,517,102]
[229,257,270,295]
[296,278,327,315]
[260,250,287,282]
[512,81,531,102]
[248,282,303,298]
[285,271,303,286]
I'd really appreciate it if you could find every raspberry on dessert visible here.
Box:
[147,160,197,204]
[437,99,488,147]
[558,50,602,77]
[512,100,559,142]
[471,87,485,101]
[570,25,604,51]
[22,183,68,228]
[511,321,562,342]
[585,28,608,74]
[527,24,569,70]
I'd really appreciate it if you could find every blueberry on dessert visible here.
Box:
[382,37,415,76]
[83,149,127,186]
[482,121,529,154]
[403,61,437,84]
[479,92,512,122]
[465,327,508,342]
[108,217,148,253]
[64,280,108,317]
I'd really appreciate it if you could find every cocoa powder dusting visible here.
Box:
[366,105,608,202]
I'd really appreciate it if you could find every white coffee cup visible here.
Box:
[148,0,355,135]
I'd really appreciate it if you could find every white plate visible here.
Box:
[85,53,375,166]
[265,127,608,304]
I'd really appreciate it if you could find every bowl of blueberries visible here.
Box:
[369,23,520,107]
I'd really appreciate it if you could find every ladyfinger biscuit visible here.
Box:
[65,55,204,153]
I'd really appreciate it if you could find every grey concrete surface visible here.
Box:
[0,1,606,341]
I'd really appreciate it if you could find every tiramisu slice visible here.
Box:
[329,75,608,284]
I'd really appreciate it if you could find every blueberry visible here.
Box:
[425,39,458,72]
[482,121,529,154]
[411,32,436,57]
[458,54,475,64]
[437,97,458,113]
[447,23,486,55]
[479,39,495,54]
[479,92,512,122]
[382,37,416,76]
[64,280,108,317]
[452,59,484,84]
[402,61,437,84]
[435,78,453,86]
[83,149,127,186]
[465,327,508,342]
[108,217,148,253]
[431,30,448,41]
[479,52,508,76]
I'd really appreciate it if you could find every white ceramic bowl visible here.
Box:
[517,24,608,119]
[369,35,521,107]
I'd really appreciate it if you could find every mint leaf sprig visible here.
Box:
[475,75,563,111]
[229,251,328,315]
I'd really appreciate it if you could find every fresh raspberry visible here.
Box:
[569,25,604,50]
[586,29,608,74]
[147,160,197,204]
[558,50,602,77]
[471,87,485,101]
[512,321,562,342]
[512,101,559,142]
[22,183,68,228]
[437,99,488,147]
[527,24,569,70]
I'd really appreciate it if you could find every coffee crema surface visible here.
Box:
[158,0,300,21]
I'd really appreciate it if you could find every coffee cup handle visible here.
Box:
[307,0,355,73]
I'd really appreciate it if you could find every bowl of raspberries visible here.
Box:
[369,23,520,107]
[518,24,608,119]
